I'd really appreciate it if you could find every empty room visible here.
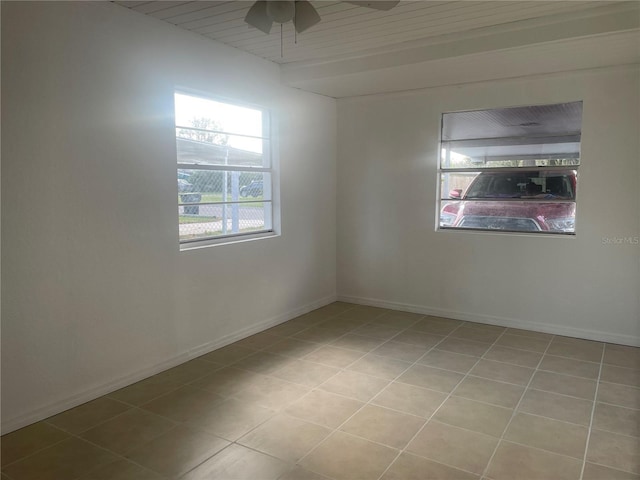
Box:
[1,1,639,479]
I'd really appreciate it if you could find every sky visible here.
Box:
[174,93,264,153]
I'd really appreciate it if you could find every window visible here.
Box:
[175,92,275,246]
[438,101,582,235]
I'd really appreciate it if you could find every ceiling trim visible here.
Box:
[282,2,640,84]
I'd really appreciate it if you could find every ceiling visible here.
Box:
[113,1,622,65]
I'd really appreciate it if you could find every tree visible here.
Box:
[177,117,229,145]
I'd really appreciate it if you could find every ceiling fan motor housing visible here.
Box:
[267,1,296,23]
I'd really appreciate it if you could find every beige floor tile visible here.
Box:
[547,338,604,363]
[181,444,289,480]
[231,351,292,375]
[291,310,333,326]
[450,325,504,344]
[189,367,263,397]
[483,345,543,368]
[372,382,447,418]
[239,414,331,462]
[409,317,463,336]
[80,408,175,455]
[381,452,479,480]
[372,312,422,328]
[46,397,131,435]
[391,331,444,348]
[601,365,640,388]
[316,302,354,316]
[406,420,498,474]
[461,322,505,333]
[2,437,118,480]
[126,425,228,477]
[504,328,553,340]
[469,359,534,386]
[495,334,550,353]
[434,396,512,438]
[278,465,332,480]
[518,388,593,425]
[300,431,398,480]
[486,441,582,480]
[231,370,310,411]
[272,360,340,387]
[352,323,405,340]
[598,382,640,410]
[140,386,224,422]
[372,340,430,362]
[604,344,640,370]
[582,462,640,480]
[337,305,389,322]
[265,338,322,358]
[319,370,389,402]
[436,337,491,357]
[587,429,640,474]
[397,365,464,393]
[539,354,600,379]
[417,349,479,373]
[504,413,588,459]
[347,353,412,380]
[198,344,256,365]
[79,459,165,480]
[187,398,275,441]
[285,390,364,428]
[453,376,524,409]
[107,374,184,406]
[154,359,220,385]
[302,345,364,368]
[264,321,311,337]
[316,317,367,334]
[294,326,345,344]
[529,371,597,400]
[340,405,425,449]
[593,403,640,437]
[330,333,385,352]
[234,332,283,350]
[0,422,70,467]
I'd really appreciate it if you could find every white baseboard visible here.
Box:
[1,294,337,435]
[337,294,640,347]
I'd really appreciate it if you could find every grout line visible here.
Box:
[479,333,556,479]
[374,326,519,480]
[579,345,606,480]
[294,319,471,479]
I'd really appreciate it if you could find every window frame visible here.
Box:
[174,89,279,249]
[436,102,582,237]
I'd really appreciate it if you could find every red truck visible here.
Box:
[440,169,577,233]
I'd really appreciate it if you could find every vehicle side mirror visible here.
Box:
[449,188,462,199]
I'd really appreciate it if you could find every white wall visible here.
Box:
[337,67,640,346]
[1,1,336,432]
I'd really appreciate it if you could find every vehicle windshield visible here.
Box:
[464,171,575,200]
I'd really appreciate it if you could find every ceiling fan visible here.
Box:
[245,1,401,34]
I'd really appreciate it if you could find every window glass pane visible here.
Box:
[438,102,581,235]
[178,170,271,204]
[441,170,577,201]
[440,200,575,233]
[176,131,268,168]
[179,201,271,242]
[175,93,264,138]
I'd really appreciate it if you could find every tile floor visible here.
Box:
[2,302,639,480]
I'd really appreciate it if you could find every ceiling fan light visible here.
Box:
[266,1,295,23]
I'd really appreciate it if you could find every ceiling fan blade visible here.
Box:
[344,1,400,11]
[245,1,273,34]
[293,0,321,33]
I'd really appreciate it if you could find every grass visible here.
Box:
[179,215,218,224]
